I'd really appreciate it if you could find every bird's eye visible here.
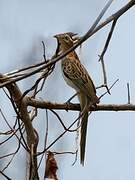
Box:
[64,35,69,41]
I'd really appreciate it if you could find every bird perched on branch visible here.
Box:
[54,32,99,165]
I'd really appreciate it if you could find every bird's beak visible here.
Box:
[53,34,58,39]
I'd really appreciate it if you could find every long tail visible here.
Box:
[80,109,88,165]
[78,93,90,166]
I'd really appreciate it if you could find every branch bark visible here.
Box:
[0,74,39,180]
[27,97,135,112]
[0,1,135,178]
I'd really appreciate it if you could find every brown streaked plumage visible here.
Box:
[54,32,99,165]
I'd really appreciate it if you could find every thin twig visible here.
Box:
[0,0,116,88]
[37,110,49,170]
[99,20,117,62]
[127,83,130,104]
[4,0,134,83]
[99,78,119,99]
[37,105,91,156]
[0,170,11,180]
[66,93,78,103]
[99,19,117,94]
[0,106,28,150]
[10,96,29,151]
[72,150,78,166]
[0,108,14,131]
[50,109,80,132]
[42,41,47,62]
[21,62,55,99]
[1,139,21,172]
[52,151,76,155]
[96,84,108,89]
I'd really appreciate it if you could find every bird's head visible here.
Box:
[54,32,78,51]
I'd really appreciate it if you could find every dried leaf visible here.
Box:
[45,151,58,180]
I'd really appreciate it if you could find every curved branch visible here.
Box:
[1,0,135,88]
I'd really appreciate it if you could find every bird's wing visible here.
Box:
[62,57,99,103]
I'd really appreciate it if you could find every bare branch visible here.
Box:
[99,20,117,62]
[0,74,39,179]
[0,1,133,88]
[0,170,12,180]
[4,0,134,85]
[1,140,21,172]
[0,0,118,87]
[0,1,135,178]
[98,19,117,94]
[50,109,80,132]
[27,97,135,112]
[99,78,119,99]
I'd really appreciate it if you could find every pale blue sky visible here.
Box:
[0,0,135,179]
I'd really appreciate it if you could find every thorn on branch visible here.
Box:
[99,78,119,100]
[42,41,47,62]
[72,150,78,166]
[127,83,131,104]
[96,83,111,95]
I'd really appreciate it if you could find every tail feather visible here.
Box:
[80,111,88,165]
[78,93,90,165]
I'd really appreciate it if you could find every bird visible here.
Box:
[54,32,99,165]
